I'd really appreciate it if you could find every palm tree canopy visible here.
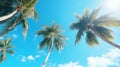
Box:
[70,8,120,46]
[0,0,38,37]
[36,22,67,51]
[0,38,15,63]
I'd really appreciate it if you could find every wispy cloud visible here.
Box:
[35,55,40,58]
[21,56,26,63]
[58,62,83,67]
[12,34,18,38]
[27,55,35,61]
[19,55,40,63]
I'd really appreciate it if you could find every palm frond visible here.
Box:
[86,31,99,46]
[0,53,5,63]
[94,26,114,41]
[36,30,48,37]
[54,36,64,51]
[83,9,90,18]
[25,0,38,8]
[70,22,78,30]
[94,19,120,27]
[0,40,4,47]
[7,46,15,49]
[39,38,51,50]
[55,24,61,33]
[0,16,19,37]
[74,13,81,20]
[22,19,28,38]
[6,50,14,55]
[34,10,38,21]
[92,12,120,27]
[5,38,12,46]
[75,30,83,45]
[51,21,55,30]
[89,8,100,21]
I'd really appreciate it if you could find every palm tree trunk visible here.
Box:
[92,28,120,49]
[0,10,18,22]
[42,37,54,67]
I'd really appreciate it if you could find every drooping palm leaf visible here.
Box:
[75,30,83,45]
[6,50,14,55]
[86,31,99,46]
[89,8,100,22]
[22,19,28,37]
[93,26,113,41]
[34,10,38,21]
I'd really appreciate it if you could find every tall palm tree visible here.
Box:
[0,38,15,63]
[36,22,67,67]
[0,0,38,37]
[70,8,120,49]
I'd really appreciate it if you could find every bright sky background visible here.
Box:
[0,0,120,67]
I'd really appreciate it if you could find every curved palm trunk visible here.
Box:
[0,10,18,22]
[42,37,54,67]
[92,28,120,49]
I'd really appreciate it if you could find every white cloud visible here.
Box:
[87,57,114,67]
[87,48,120,67]
[21,56,26,63]
[27,55,35,61]
[35,55,40,58]
[56,48,120,67]
[20,54,41,62]
[58,62,83,67]
[12,34,18,38]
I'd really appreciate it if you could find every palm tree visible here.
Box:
[0,0,38,37]
[70,8,120,49]
[36,22,67,67]
[0,38,15,63]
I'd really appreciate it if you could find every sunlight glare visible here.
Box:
[104,0,120,11]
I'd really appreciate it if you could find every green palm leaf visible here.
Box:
[6,50,14,55]
[75,30,83,45]
[94,26,113,41]
[86,31,99,46]
[34,10,38,21]
[0,53,6,63]
[89,8,100,21]
[22,19,28,38]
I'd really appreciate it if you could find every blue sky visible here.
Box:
[0,0,120,67]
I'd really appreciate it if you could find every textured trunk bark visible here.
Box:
[92,28,120,49]
[42,37,54,67]
[0,10,18,22]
